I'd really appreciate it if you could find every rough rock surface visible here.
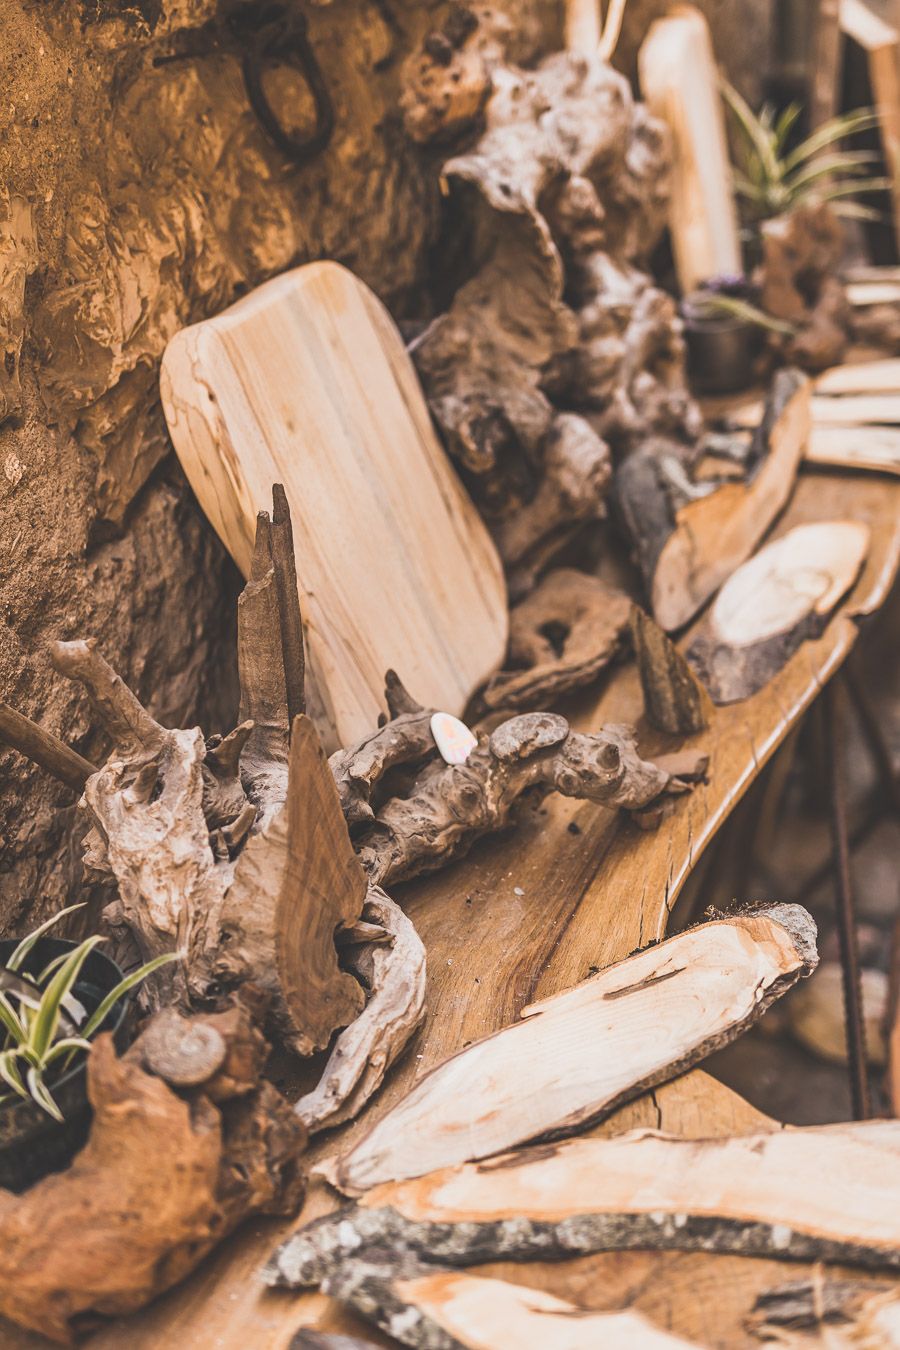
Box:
[0,0,558,931]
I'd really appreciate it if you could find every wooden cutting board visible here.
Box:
[160,262,507,749]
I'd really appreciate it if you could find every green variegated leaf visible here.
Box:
[80,950,181,1041]
[5,902,87,972]
[26,1066,63,1122]
[28,936,103,1060]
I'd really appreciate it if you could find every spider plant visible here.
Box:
[0,904,177,1121]
[722,79,889,225]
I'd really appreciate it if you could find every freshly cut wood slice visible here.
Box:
[303,1266,701,1350]
[815,357,900,395]
[806,425,900,476]
[615,369,811,632]
[811,393,900,426]
[320,903,817,1195]
[686,521,870,704]
[161,261,507,749]
[271,1122,900,1286]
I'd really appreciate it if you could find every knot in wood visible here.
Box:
[489,712,569,762]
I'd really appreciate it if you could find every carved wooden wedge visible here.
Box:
[161,261,507,749]
[272,1121,900,1287]
[686,520,870,703]
[320,902,817,1195]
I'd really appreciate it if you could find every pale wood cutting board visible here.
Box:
[160,262,507,749]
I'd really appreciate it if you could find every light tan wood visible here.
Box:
[847,280,900,306]
[840,0,900,252]
[160,262,507,750]
[14,468,896,1350]
[356,1122,900,1259]
[685,520,870,703]
[807,424,900,473]
[388,1273,702,1349]
[812,393,900,424]
[651,372,811,631]
[325,905,816,1195]
[816,357,900,394]
[638,6,741,293]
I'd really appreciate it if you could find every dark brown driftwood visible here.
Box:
[410,37,699,595]
[630,606,712,734]
[759,202,851,371]
[686,521,870,703]
[353,710,705,887]
[614,369,811,632]
[482,569,632,710]
[0,1015,306,1345]
[275,1120,900,1289]
[320,902,817,1195]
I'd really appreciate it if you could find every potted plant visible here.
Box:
[722,80,887,252]
[681,274,793,394]
[0,904,176,1191]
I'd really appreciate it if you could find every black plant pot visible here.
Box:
[682,303,763,396]
[0,937,129,1193]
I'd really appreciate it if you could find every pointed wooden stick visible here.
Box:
[0,701,96,792]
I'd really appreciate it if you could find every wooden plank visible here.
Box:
[846,279,900,306]
[840,0,900,252]
[160,262,508,750]
[816,357,900,393]
[638,6,742,293]
[31,464,894,1350]
[812,392,900,424]
[807,423,900,472]
[811,0,845,128]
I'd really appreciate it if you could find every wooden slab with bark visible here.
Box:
[161,261,507,749]
[46,469,900,1350]
[615,369,811,632]
[686,520,870,703]
[322,903,817,1195]
[273,1121,900,1287]
[294,1263,702,1350]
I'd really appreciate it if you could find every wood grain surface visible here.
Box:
[160,262,507,749]
[5,465,898,1349]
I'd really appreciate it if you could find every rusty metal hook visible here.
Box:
[233,5,335,165]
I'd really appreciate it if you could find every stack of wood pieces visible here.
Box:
[262,903,861,1350]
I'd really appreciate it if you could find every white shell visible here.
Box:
[430,712,477,765]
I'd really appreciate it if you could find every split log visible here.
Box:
[291,1334,381,1350]
[295,887,426,1135]
[815,357,900,395]
[285,1263,701,1350]
[630,606,712,735]
[319,902,817,1194]
[353,712,703,887]
[274,1118,900,1286]
[614,368,811,631]
[806,426,900,475]
[787,963,888,1067]
[0,1022,306,1345]
[686,521,870,703]
[482,569,633,710]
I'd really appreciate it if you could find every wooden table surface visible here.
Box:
[9,465,900,1349]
